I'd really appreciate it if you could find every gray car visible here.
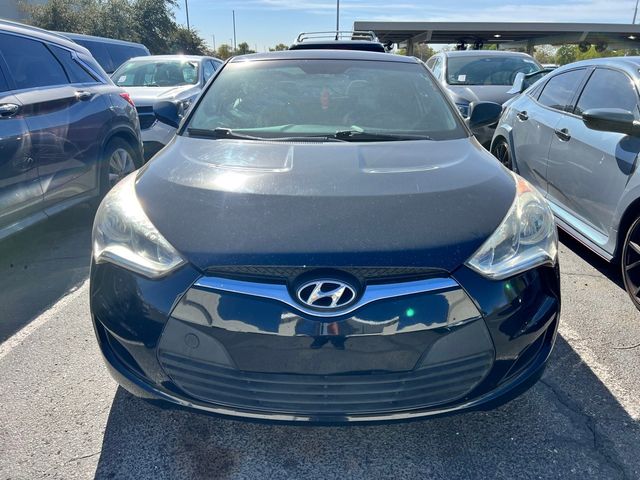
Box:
[426,50,542,145]
[491,57,640,309]
[112,55,223,159]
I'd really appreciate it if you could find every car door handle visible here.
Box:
[75,90,93,101]
[516,111,528,121]
[0,103,20,118]
[554,128,571,141]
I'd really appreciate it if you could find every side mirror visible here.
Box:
[153,101,180,129]
[507,72,526,95]
[582,108,640,136]
[467,101,502,130]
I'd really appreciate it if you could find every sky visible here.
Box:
[172,0,640,52]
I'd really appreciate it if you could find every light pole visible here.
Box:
[635,0,640,24]
[185,0,190,30]
[212,34,216,51]
[232,10,237,52]
[336,0,340,35]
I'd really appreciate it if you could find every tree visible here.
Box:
[131,0,178,54]
[269,43,289,51]
[534,45,556,64]
[555,45,578,65]
[236,42,255,55]
[169,27,210,55]
[216,44,233,59]
[20,0,97,33]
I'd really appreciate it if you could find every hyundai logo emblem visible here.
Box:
[296,280,357,310]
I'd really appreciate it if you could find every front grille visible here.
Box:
[135,106,156,130]
[159,350,493,415]
[206,265,442,283]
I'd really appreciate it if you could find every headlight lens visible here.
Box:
[92,173,185,278]
[456,103,470,118]
[466,173,557,280]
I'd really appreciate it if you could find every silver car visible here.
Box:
[112,55,223,159]
[491,57,640,309]
[426,50,542,146]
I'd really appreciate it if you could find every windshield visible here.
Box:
[187,59,466,141]
[446,55,541,86]
[112,59,199,87]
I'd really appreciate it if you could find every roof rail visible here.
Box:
[0,18,73,42]
[296,31,379,43]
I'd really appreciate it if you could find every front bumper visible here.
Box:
[90,263,560,423]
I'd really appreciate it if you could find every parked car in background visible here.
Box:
[289,31,387,52]
[91,49,560,423]
[491,57,640,310]
[112,55,223,159]
[0,21,143,240]
[426,50,543,145]
[58,32,149,74]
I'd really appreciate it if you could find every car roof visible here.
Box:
[0,19,91,54]
[553,56,640,76]
[289,40,386,52]
[443,50,534,58]
[127,54,219,62]
[56,31,147,49]
[228,49,416,63]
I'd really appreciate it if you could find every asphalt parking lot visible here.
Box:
[1,204,639,480]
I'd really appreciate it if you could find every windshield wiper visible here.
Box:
[187,128,347,142]
[333,130,433,142]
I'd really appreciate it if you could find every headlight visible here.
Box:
[92,173,185,278]
[466,173,557,280]
[456,103,470,118]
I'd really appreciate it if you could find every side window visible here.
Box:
[0,66,8,92]
[537,69,585,112]
[575,68,639,117]
[203,60,215,81]
[432,57,443,80]
[49,45,97,83]
[0,33,69,90]
[426,57,436,69]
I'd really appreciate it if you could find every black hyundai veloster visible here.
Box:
[90,50,560,423]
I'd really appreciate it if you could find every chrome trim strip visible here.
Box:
[193,275,459,318]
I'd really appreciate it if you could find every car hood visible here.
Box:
[135,137,515,273]
[447,85,515,106]
[122,85,199,106]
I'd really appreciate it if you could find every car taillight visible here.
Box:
[119,92,135,107]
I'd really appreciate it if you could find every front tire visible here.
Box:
[621,215,640,311]
[491,139,513,170]
[100,138,140,195]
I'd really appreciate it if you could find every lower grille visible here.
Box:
[159,350,493,415]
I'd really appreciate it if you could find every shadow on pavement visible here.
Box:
[0,203,95,342]
[558,230,624,290]
[94,336,639,480]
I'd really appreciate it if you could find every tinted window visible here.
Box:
[538,69,585,111]
[203,60,215,81]
[446,55,540,86]
[49,45,97,83]
[0,67,8,92]
[109,45,146,72]
[77,40,114,73]
[575,68,639,116]
[0,33,69,89]
[189,59,466,141]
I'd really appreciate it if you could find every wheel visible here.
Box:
[621,215,640,310]
[491,139,513,170]
[101,138,140,194]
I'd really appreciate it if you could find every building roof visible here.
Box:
[353,21,640,49]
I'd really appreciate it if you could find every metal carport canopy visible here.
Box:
[353,21,640,50]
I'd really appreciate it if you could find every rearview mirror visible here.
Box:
[467,102,502,131]
[582,108,640,136]
[154,101,180,129]
[507,72,526,95]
